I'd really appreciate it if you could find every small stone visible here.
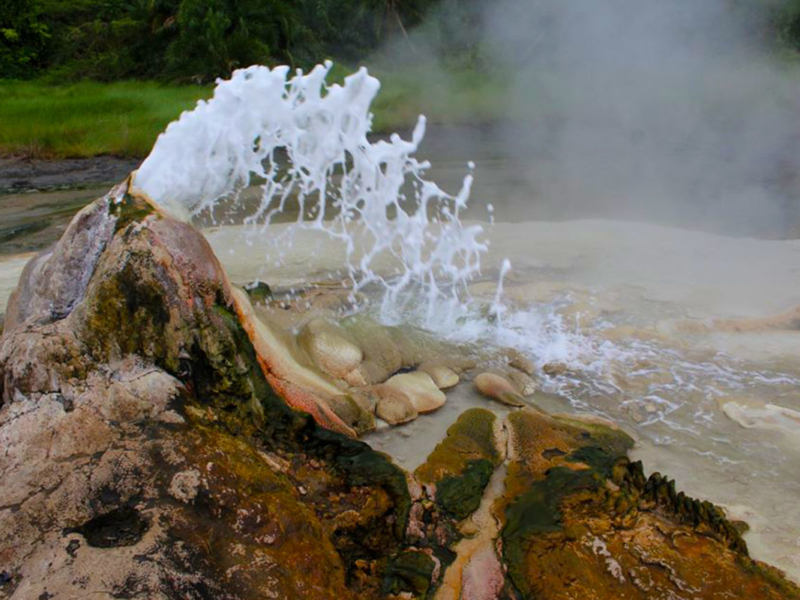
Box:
[506,370,537,397]
[418,362,460,389]
[542,362,568,377]
[348,388,379,413]
[298,317,363,379]
[474,373,525,407]
[504,348,536,375]
[343,368,367,387]
[374,386,419,425]
[169,469,202,503]
[383,371,447,413]
[243,280,273,303]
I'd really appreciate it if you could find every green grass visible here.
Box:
[370,65,510,132]
[0,80,212,158]
[0,66,509,159]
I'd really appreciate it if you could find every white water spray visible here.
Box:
[136,62,487,327]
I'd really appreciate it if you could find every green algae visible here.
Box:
[415,408,500,522]
[435,458,495,521]
[382,551,436,598]
[329,395,376,436]
[416,408,499,484]
[504,466,603,541]
[243,280,273,304]
[109,192,157,234]
[83,252,181,369]
[551,415,635,458]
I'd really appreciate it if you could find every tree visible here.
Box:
[167,0,299,81]
[0,0,50,78]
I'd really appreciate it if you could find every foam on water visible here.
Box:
[134,62,619,366]
[136,62,486,329]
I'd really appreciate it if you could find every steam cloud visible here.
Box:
[381,0,800,237]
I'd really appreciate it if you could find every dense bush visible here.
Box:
[0,0,442,81]
[0,0,50,78]
[4,0,800,82]
[770,0,800,51]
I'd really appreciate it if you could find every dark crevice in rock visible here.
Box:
[66,506,149,549]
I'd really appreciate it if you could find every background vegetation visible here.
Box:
[1,0,449,82]
[2,0,800,158]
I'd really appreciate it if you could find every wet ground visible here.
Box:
[203,217,800,583]
[0,155,137,256]
[0,156,139,193]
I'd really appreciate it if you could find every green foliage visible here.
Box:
[1,0,443,81]
[771,0,800,52]
[0,0,50,78]
[166,0,283,81]
[4,0,800,83]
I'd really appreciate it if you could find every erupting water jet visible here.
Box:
[136,62,488,330]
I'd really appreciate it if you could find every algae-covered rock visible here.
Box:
[416,408,501,520]
[383,550,437,597]
[329,394,376,435]
[244,279,273,303]
[499,409,800,600]
[0,179,413,600]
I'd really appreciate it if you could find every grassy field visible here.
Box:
[0,80,213,158]
[0,66,507,159]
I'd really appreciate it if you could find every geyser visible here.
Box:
[136,62,487,329]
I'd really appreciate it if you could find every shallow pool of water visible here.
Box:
[204,216,800,582]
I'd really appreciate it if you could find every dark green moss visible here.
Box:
[117,259,170,328]
[504,466,602,540]
[382,551,436,598]
[328,395,375,436]
[552,415,634,450]
[567,444,622,478]
[244,281,273,304]
[436,458,494,521]
[502,465,603,597]
[416,408,499,486]
[317,428,412,542]
[109,193,156,234]
[83,252,181,370]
